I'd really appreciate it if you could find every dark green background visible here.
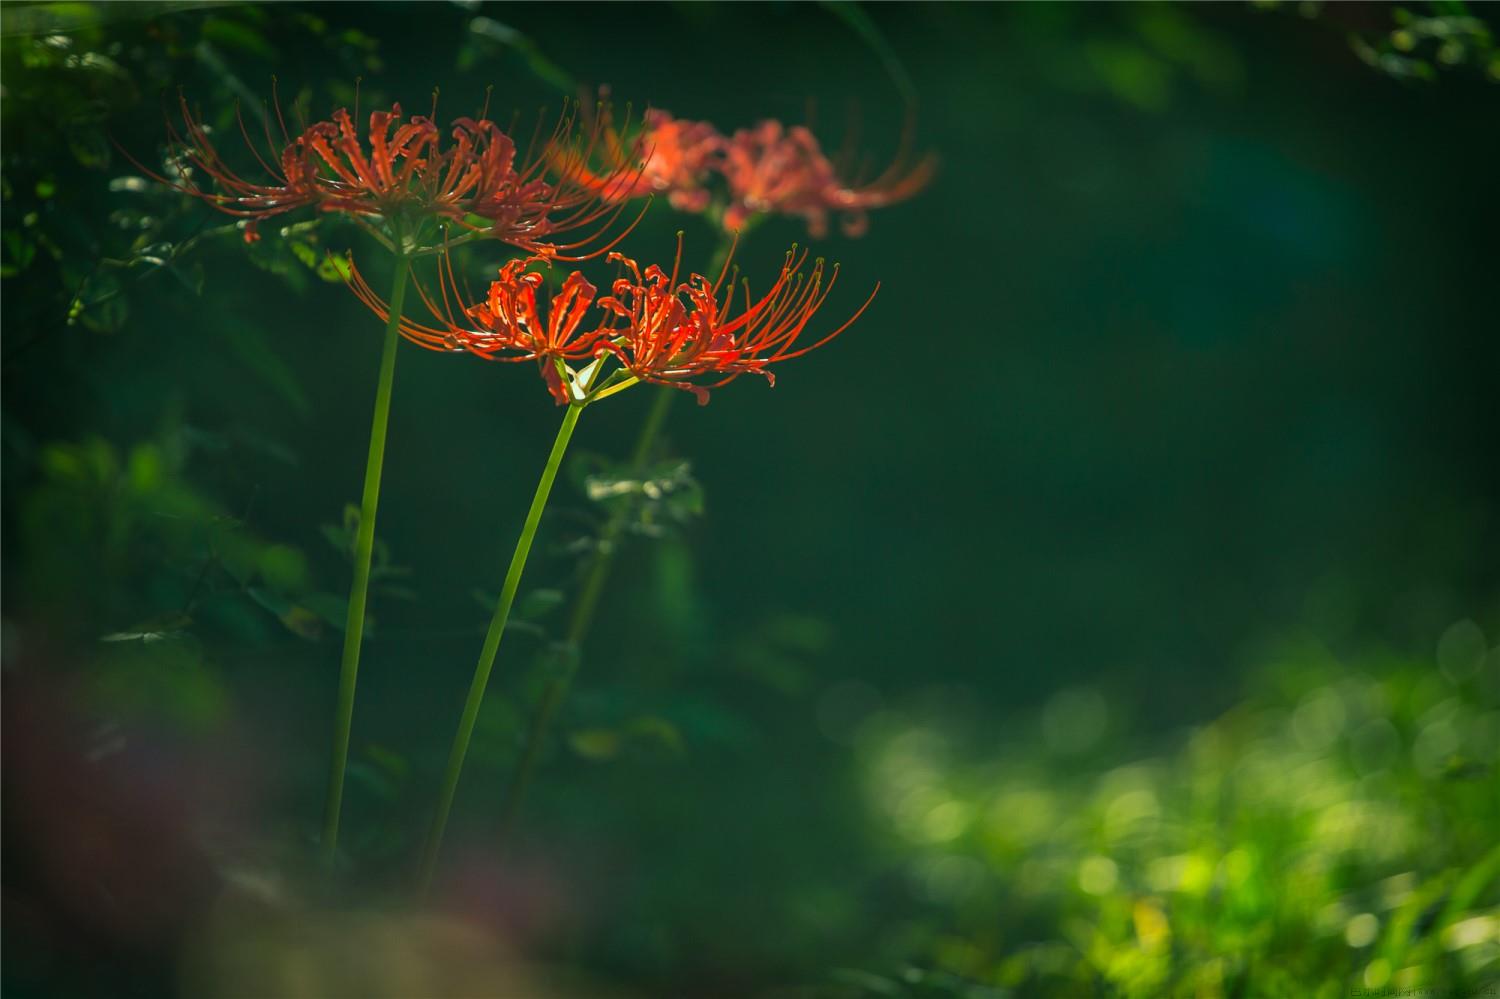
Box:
[3,3,1497,997]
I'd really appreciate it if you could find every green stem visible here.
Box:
[498,384,675,831]
[419,402,584,893]
[323,257,410,862]
[495,226,742,835]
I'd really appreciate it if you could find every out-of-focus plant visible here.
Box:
[18,430,343,640]
[1255,0,1500,83]
[1000,4,1246,113]
[0,4,382,338]
[1350,5,1498,81]
[10,425,367,746]
[823,623,1500,998]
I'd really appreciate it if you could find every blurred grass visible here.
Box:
[2,3,1498,997]
[835,629,1499,997]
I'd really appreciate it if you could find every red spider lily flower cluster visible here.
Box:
[346,237,875,406]
[140,93,638,255]
[583,108,722,213]
[720,119,934,238]
[573,108,934,238]
[362,254,607,403]
[594,241,872,400]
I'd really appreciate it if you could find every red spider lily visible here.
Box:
[455,102,645,259]
[299,106,437,216]
[721,119,934,238]
[346,252,611,404]
[569,108,724,213]
[136,93,327,242]
[345,236,875,406]
[135,92,640,257]
[567,107,931,237]
[595,236,877,403]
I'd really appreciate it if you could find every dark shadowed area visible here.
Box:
[3,3,1497,997]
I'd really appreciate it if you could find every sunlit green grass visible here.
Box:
[844,630,1499,997]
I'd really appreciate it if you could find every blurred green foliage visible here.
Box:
[2,2,1497,998]
[829,630,1499,997]
[17,428,350,645]
[1254,0,1500,82]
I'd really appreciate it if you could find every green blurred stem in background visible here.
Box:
[420,402,584,893]
[497,229,739,834]
[322,256,410,861]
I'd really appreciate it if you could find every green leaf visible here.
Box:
[301,592,349,631]
[364,743,410,783]
[464,17,575,93]
[321,522,354,559]
[257,543,309,591]
[289,240,319,270]
[345,761,398,802]
[221,321,311,418]
[86,640,227,734]
[627,715,684,754]
[200,15,275,59]
[279,605,324,641]
[569,728,620,761]
[515,587,565,621]
[99,613,192,643]
[247,587,324,641]
[316,253,352,282]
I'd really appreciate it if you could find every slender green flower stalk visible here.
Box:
[419,401,584,893]
[496,231,737,832]
[138,90,647,862]
[321,257,410,861]
[498,383,674,832]
[360,233,871,892]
